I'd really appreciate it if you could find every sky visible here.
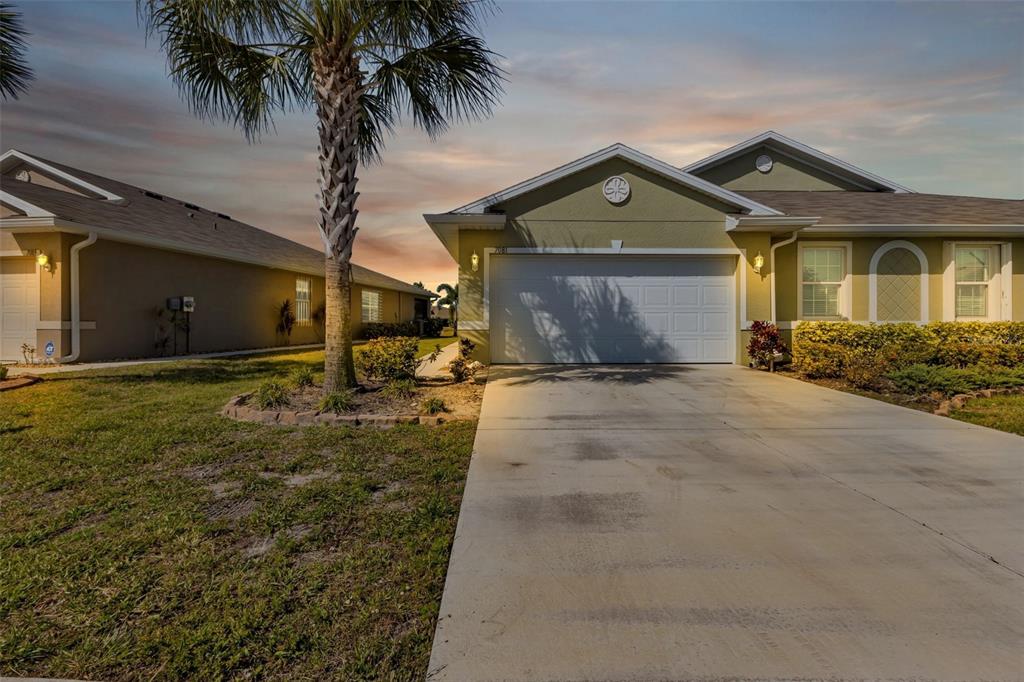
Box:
[1,1,1022,293]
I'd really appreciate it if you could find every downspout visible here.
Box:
[769,230,801,323]
[60,232,98,363]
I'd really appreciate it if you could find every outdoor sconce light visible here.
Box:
[35,251,53,272]
[471,250,479,272]
[752,251,765,274]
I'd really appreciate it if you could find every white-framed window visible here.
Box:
[953,244,1002,320]
[361,289,383,323]
[295,276,311,324]
[798,243,851,320]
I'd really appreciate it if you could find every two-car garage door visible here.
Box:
[490,255,736,364]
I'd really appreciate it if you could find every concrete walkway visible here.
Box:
[419,341,459,377]
[428,365,1024,681]
[3,344,324,376]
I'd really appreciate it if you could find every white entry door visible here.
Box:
[1,257,39,362]
[490,255,736,363]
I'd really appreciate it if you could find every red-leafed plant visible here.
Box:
[747,321,788,370]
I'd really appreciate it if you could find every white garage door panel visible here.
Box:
[1,258,39,362]
[491,256,735,364]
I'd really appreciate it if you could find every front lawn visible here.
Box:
[951,394,1024,436]
[0,349,475,680]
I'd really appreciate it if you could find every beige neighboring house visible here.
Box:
[425,131,1023,364]
[0,150,434,363]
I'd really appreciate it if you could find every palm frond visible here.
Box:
[0,1,33,101]
[138,0,312,139]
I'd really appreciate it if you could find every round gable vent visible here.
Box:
[755,154,774,174]
[602,176,630,204]
[15,169,30,181]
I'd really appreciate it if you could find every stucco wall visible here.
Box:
[446,157,1022,365]
[774,237,1024,324]
[695,146,866,191]
[74,238,327,361]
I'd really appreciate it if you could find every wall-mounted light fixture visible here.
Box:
[471,250,479,272]
[752,251,765,274]
[34,251,54,273]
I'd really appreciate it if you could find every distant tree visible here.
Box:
[412,280,424,289]
[436,282,458,331]
[140,0,503,392]
[0,2,33,100]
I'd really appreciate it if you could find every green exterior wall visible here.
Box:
[696,145,865,192]
[445,158,1022,365]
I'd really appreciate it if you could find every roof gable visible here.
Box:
[450,143,782,216]
[682,131,913,194]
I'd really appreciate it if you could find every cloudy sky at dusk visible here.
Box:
[2,1,1021,292]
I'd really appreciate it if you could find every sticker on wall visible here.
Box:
[44,341,55,357]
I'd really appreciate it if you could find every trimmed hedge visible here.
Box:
[792,321,1024,388]
[362,318,447,340]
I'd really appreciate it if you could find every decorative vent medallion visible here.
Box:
[755,154,774,173]
[602,176,630,204]
[15,170,30,181]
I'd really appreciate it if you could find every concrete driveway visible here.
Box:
[428,365,1023,681]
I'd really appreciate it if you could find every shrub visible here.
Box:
[746,321,788,368]
[319,389,355,413]
[793,321,1024,375]
[421,397,448,414]
[381,378,416,399]
[457,337,476,359]
[356,336,420,382]
[0,366,7,381]
[447,355,479,382]
[253,380,289,409]
[362,321,418,339]
[887,364,1024,397]
[291,366,315,388]
[276,300,296,336]
[421,317,445,338]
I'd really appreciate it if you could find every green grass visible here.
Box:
[353,335,456,360]
[951,394,1024,436]
[0,348,475,680]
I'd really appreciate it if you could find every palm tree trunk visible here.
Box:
[314,45,361,392]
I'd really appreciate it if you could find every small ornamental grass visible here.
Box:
[318,389,355,414]
[252,380,289,409]
[291,366,316,388]
[421,397,448,415]
[380,379,416,400]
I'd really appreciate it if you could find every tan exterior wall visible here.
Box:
[75,238,327,361]
[696,146,866,192]
[349,284,424,339]
[1,232,430,362]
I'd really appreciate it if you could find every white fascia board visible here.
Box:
[449,143,783,217]
[803,224,1024,235]
[1,149,124,201]
[0,190,55,217]
[681,131,914,194]
[726,215,820,232]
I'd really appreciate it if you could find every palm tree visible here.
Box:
[0,2,33,101]
[436,282,457,331]
[140,0,503,391]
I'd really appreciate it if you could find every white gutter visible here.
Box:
[60,232,98,363]
[769,230,801,323]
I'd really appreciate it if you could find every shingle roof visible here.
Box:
[1,153,434,297]
[737,190,1024,225]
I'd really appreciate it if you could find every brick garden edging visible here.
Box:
[221,393,446,428]
[933,386,1024,417]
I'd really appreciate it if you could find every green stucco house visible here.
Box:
[425,131,1023,364]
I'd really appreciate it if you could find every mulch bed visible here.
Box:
[224,373,486,428]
